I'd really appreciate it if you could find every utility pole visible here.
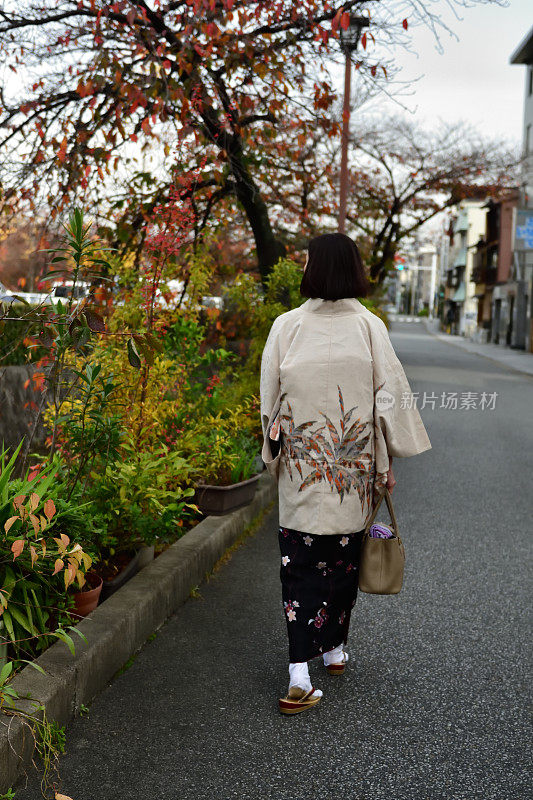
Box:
[429,252,437,319]
[338,15,369,234]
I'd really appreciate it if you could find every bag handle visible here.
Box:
[364,488,399,535]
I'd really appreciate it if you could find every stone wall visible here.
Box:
[0,365,45,454]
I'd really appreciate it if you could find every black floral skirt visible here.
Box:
[278,525,365,663]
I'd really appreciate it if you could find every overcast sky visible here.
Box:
[362,0,532,147]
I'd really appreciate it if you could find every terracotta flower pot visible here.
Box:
[72,571,103,618]
[194,473,261,516]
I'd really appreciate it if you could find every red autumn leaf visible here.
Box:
[402,18,408,30]
[4,516,19,533]
[332,9,342,32]
[52,558,64,575]
[340,12,350,31]
[11,540,25,559]
[84,309,106,333]
[361,33,367,49]
[44,498,56,521]
[57,136,68,163]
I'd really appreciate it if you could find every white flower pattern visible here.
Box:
[278,526,364,662]
[284,599,299,622]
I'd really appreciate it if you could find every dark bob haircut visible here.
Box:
[300,232,370,301]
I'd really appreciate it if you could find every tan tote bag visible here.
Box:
[358,489,405,595]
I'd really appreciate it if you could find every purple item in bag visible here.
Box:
[369,523,395,539]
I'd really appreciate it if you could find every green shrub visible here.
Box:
[0,303,46,366]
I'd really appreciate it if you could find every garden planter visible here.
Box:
[194,473,261,516]
[136,544,155,569]
[99,545,155,603]
[72,571,103,618]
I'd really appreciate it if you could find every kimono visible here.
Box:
[260,297,432,536]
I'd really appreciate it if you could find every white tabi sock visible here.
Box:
[323,642,349,666]
[288,662,323,698]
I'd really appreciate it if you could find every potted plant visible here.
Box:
[189,426,263,516]
[0,445,93,662]
[87,440,197,600]
[70,570,103,617]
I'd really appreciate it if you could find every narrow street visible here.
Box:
[18,321,532,800]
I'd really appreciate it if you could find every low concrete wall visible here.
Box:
[0,473,277,792]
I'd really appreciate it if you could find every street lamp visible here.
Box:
[338,14,369,234]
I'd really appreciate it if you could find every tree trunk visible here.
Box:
[228,142,286,285]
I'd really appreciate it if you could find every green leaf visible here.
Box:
[21,582,33,633]
[17,659,46,676]
[67,626,88,644]
[30,588,48,633]
[53,629,75,655]
[9,604,39,636]
[41,269,73,278]
[11,294,30,306]
[127,338,141,369]
[0,661,13,686]
[2,611,15,643]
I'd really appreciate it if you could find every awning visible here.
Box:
[453,211,469,234]
[453,247,467,268]
[452,281,466,302]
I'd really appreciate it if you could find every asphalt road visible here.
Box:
[16,322,532,800]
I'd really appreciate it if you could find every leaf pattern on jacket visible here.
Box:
[280,385,379,504]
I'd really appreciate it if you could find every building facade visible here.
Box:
[442,200,487,337]
[510,26,533,352]
[392,239,438,316]
[472,191,520,345]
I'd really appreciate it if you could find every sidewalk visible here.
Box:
[422,318,533,377]
[14,321,531,800]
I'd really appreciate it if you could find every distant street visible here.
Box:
[17,321,533,800]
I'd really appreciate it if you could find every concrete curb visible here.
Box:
[0,473,277,792]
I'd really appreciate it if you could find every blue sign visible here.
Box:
[515,210,533,251]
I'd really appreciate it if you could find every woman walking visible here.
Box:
[259,232,432,714]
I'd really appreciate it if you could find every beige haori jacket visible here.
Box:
[259,297,432,535]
